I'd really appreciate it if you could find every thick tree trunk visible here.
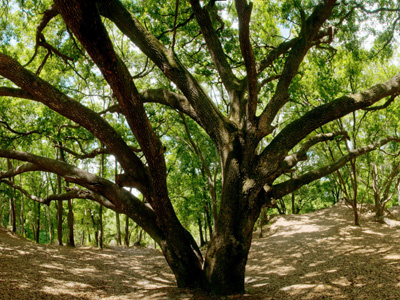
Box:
[202,151,263,295]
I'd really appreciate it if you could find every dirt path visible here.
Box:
[1,203,400,299]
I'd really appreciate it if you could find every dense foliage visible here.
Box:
[1,0,400,295]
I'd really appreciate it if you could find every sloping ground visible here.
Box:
[0,203,400,300]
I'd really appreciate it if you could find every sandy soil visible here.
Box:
[1,203,400,300]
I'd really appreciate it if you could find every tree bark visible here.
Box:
[7,159,16,233]
[35,202,40,243]
[124,214,130,247]
[67,198,75,247]
[116,212,122,246]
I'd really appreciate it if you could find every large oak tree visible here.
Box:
[1,0,400,295]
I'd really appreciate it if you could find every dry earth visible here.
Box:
[1,203,400,300]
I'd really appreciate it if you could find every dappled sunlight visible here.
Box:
[2,203,400,299]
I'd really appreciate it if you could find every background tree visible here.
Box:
[2,0,400,296]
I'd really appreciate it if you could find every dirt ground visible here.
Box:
[1,203,400,300]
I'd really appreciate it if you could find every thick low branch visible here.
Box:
[0,163,44,178]
[0,179,47,204]
[0,53,150,192]
[258,72,400,180]
[97,0,230,146]
[278,131,347,172]
[271,136,400,199]
[0,87,36,100]
[0,149,163,243]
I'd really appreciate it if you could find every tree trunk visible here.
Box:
[67,198,75,247]
[35,202,40,243]
[124,214,130,247]
[7,159,16,233]
[202,152,263,295]
[198,218,205,246]
[47,205,52,244]
[116,212,122,246]
[20,197,24,237]
[98,204,103,249]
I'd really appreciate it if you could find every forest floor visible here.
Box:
[1,202,400,300]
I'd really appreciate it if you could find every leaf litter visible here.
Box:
[1,202,400,300]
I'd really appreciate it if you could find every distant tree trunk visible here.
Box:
[89,208,98,246]
[198,218,205,246]
[98,204,103,249]
[47,205,52,244]
[7,159,16,232]
[98,147,105,249]
[56,148,63,246]
[135,227,143,246]
[35,202,40,243]
[258,205,268,238]
[116,212,122,246]
[114,160,122,246]
[67,198,75,247]
[124,214,130,247]
[20,197,24,237]
[81,218,85,246]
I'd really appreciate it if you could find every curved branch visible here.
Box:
[190,0,240,94]
[258,0,336,135]
[0,87,36,100]
[97,0,230,145]
[54,145,110,159]
[0,179,46,204]
[235,0,257,123]
[258,72,400,179]
[0,53,150,192]
[0,149,163,242]
[278,131,348,172]
[0,163,44,178]
[271,136,400,199]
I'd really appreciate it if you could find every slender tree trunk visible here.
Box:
[98,204,103,249]
[89,208,98,246]
[56,148,63,246]
[35,202,40,243]
[124,214,130,247]
[7,159,16,232]
[116,212,122,246]
[98,147,105,249]
[20,197,24,237]
[47,205,52,244]
[198,218,205,246]
[67,198,75,247]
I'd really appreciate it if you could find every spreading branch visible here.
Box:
[258,0,336,135]
[97,0,230,146]
[0,149,163,242]
[258,72,400,181]
[190,0,240,95]
[0,53,150,192]
[270,136,400,199]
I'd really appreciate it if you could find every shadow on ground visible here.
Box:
[1,203,400,299]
